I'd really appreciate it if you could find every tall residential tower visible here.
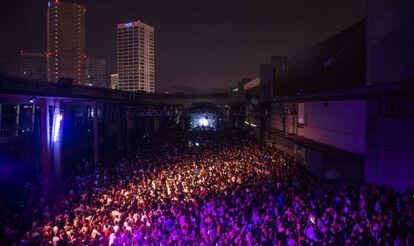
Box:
[117,20,155,92]
[47,0,86,84]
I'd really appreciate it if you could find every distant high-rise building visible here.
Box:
[110,73,119,89]
[86,58,106,87]
[19,51,47,81]
[47,0,86,84]
[117,20,155,92]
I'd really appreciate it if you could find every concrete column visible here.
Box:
[15,105,20,136]
[226,107,230,124]
[93,103,99,165]
[52,100,62,174]
[284,107,288,136]
[125,107,131,151]
[40,99,63,196]
[31,105,36,133]
[116,104,125,152]
[0,104,2,129]
[40,99,52,197]
[153,116,159,133]
[175,108,180,125]
[50,100,63,196]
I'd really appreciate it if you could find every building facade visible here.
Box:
[117,20,155,93]
[47,1,86,84]
[110,73,119,90]
[255,14,414,191]
[19,51,47,81]
[86,58,106,87]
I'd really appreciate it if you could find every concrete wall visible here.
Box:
[303,100,366,154]
[271,104,284,131]
[365,0,414,191]
[304,148,324,178]
[260,56,287,101]
[286,115,297,135]
[298,103,304,136]
[265,132,364,181]
[367,0,414,84]
[305,152,362,181]
[365,103,414,191]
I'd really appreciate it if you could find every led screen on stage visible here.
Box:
[190,113,216,129]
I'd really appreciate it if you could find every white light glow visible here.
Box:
[199,118,208,127]
[53,113,63,142]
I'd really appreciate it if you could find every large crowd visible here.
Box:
[1,129,414,245]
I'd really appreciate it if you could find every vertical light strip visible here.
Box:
[53,113,63,142]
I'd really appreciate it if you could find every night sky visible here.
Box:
[0,0,366,90]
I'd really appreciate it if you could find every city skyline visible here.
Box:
[0,0,366,90]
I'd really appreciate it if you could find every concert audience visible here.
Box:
[1,129,413,245]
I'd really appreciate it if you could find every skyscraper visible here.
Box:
[47,0,86,84]
[86,58,106,87]
[117,20,155,93]
[110,73,119,90]
[19,51,47,81]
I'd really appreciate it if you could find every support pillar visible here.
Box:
[51,100,62,195]
[15,105,20,136]
[144,116,151,134]
[126,107,131,151]
[116,104,125,152]
[93,103,99,165]
[153,116,159,133]
[226,107,230,126]
[0,104,2,130]
[284,107,288,137]
[31,104,36,133]
[40,99,52,197]
[52,100,62,172]
[40,99,63,197]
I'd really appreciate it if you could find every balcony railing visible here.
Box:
[0,126,34,142]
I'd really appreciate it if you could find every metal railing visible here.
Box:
[0,126,34,141]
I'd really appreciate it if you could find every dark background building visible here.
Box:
[86,58,106,87]
[19,51,47,81]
